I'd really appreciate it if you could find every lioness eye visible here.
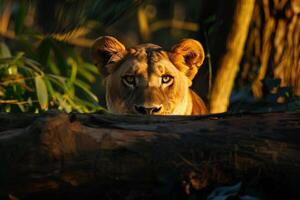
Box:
[161,75,173,84]
[122,75,135,85]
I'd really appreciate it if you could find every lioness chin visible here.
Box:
[91,36,208,115]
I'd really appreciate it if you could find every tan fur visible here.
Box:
[91,36,208,115]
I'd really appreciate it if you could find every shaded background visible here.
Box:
[0,0,299,113]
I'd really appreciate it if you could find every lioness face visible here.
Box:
[92,36,205,115]
[106,47,192,115]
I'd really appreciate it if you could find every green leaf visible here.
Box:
[5,104,11,112]
[47,74,66,84]
[48,61,61,75]
[23,57,44,75]
[77,67,96,82]
[56,94,72,113]
[0,57,14,65]
[35,76,48,110]
[44,77,55,97]
[0,42,12,58]
[13,52,25,62]
[82,62,99,74]
[17,103,26,112]
[67,58,77,83]
[203,15,217,24]
[74,79,99,103]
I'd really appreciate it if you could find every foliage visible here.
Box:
[1,0,299,114]
[0,41,101,113]
[0,0,147,113]
[0,0,113,113]
[35,0,143,33]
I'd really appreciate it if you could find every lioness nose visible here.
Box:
[134,105,162,115]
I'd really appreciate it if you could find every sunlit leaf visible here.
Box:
[35,76,48,110]
[75,97,102,111]
[67,58,77,83]
[44,77,55,97]
[47,74,66,84]
[7,64,18,75]
[56,94,72,113]
[27,97,33,106]
[12,52,24,62]
[77,67,96,82]
[66,97,82,112]
[24,58,44,75]
[48,61,61,75]
[5,104,11,112]
[0,42,12,58]
[17,103,26,112]
[83,63,100,74]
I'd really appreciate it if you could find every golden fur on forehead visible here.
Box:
[127,44,169,62]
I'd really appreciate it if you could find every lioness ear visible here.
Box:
[169,39,205,81]
[91,36,126,76]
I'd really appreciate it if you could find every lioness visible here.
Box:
[91,36,208,115]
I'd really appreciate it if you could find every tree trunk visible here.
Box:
[240,0,300,98]
[209,0,255,113]
[0,111,300,199]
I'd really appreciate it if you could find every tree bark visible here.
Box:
[209,0,255,113]
[0,111,300,199]
[240,0,300,98]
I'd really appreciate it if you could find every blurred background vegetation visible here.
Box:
[0,0,299,113]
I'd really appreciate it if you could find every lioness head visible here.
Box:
[91,36,207,115]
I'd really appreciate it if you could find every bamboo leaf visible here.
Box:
[74,80,99,103]
[56,94,72,113]
[23,58,44,75]
[35,76,48,110]
[0,42,12,58]
[77,67,96,83]
[17,103,26,112]
[82,62,100,74]
[47,74,66,84]
[48,61,61,75]
[67,58,77,83]
[0,57,14,65]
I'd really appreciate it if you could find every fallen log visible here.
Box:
[0,111,299,199]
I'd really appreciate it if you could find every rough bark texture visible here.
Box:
[209,0,255,113]
[240,0,300,98]
[0,111,300,199]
